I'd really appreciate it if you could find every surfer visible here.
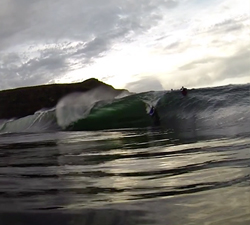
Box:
[180,86,188,96]
[149,106,160,126]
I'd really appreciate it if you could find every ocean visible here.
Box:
[0,84,250,225]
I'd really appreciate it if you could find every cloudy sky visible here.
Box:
[0,0,249,92]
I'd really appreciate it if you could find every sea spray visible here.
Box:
[55,86,123,129]
[0,109,58,133]
[138,91,166,114]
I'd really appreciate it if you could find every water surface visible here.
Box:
[0,128,249,224]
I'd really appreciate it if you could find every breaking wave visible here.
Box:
[0,84,249,137]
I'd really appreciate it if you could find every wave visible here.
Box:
[0,109,59,134]
[55,86,132,129]
[0,84,249,135]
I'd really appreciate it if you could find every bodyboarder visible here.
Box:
[180,86,188,96]
[149,106,160,126]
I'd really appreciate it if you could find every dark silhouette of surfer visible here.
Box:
[180,86,188,96]
[149,106,160,126]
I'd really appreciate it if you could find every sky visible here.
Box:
[0,0,249,92]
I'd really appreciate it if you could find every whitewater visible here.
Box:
[0,83,250,225]
[1,83,249,135]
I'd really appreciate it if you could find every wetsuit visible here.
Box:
[149,106,160,126]
[181,87,188,96]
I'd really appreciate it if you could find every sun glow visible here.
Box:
[47,0,250,91]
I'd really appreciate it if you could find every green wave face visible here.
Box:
[66,83,250,132]
[67,96,152,131]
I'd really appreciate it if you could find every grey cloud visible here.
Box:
[0,37,113,90]
[217,49,250,80]
[175,48,250,88]
[164,41,181,50]
[163,0,179,9]
[161,15,248,57]
[225,24,244,32]
[179,63,196,71]
[214,20,245,33]
[125,77,165,92]
[197,16,248,35]
[0,0,179,50]
[0,0,181,90]
[6,0,248,93]
[0,49,69,90]
[179,58,219,71]
[0,0,38,49]
[73,37,110,64]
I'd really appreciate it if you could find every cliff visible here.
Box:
[0,78,124,119]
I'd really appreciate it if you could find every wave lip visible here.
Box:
[55,86,132,129]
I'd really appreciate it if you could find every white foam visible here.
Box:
[55,86,120,128]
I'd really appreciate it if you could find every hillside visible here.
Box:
[0,78,125,119]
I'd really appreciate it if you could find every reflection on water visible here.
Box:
[0,128,250,224]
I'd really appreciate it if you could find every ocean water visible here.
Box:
[0,84,250,224]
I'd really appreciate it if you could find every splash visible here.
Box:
[55,86,123,128]
[0,109,58,134]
